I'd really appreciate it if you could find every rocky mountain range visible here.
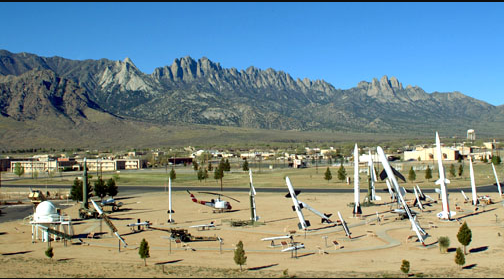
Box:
[0,49,503,149]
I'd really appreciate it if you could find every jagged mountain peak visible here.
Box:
[0,49,502,138]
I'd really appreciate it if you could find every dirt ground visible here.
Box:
[1,189,504,278]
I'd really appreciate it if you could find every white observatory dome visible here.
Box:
[34,201,59,223]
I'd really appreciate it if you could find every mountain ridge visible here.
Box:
[0,49,503,149]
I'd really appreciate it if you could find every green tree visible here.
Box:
[70,177,92,202]
[139,238,150,266]
[400,259,410,276]
[408,167,416,182]
[214,166,224,190]
[193,160,199,171]
[337,163,347,182]
[449,164,456,178]
[425,165,432,181]
[197,168,204,182]
[324,167,332,182]
[455,247,465,269]
[204,168,209,181]
[45,247,54,260]
[94,178,107,201]
[208,162,213,171]
[170,168,176,181]
[492,155,501,165]
[14,163,24,178]
[234,240,247,271]
[457,221,472,255]
[458,164,464,177]
[106,178,118,198]
[438,236,450,253]
[224,159,231,171]
[242,159,249,171]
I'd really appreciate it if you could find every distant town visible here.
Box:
[2,129,500,177]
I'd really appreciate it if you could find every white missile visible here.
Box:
[90,199,104,215]
[377,146,427,245]
[413,186,424,211]
[434,132,454,220]
[337,211,352,238]
[261,235,292,241]
[469,157,478,206]
[461,190,469,202]
[385,179,395,200]
[249,169,259,221]
[492,163,502,197]
[285,177,310,230]
[353,144,362,215]
[281,243,305,252]
[368,150,380,200]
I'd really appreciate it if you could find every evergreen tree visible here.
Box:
[324,167,332,182]
[458,164,464,177]
[193,160,199,171]
[455,247,465,269]
[224,159,231,171]
[45,247,54,259]
[204,168,209,181]
[449,164,456,178]
[14,163,24,178]
[106,178,118,198]
[197,167,204,182]
[438,236,450,253]
[242,159,249,171]
[208,162,213,171]
[457,221,472,255]
[400,259,410,276]
[234,240,247,271]
[425,165,432,181]
[94,178,107,201]
[408,167,416,182]
[492,155,501,165]
[139,238,150,266]
[170,168,176,181]
[337,163,347,182]
[70,177,92,202]
[214,166,224,190]
[219,158,226,171]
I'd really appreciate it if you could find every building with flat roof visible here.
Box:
[403,146,460,161]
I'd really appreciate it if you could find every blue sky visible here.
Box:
[1,2,503,105]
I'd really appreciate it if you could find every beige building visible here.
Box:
[76,158,142,171]
[10,160,57,174]
[404,146,460,161]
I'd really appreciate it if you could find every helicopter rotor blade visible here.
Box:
[196,191,240,203]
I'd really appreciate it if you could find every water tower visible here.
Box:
[467,129,475,143]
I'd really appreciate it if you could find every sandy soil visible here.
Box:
[1,189,504,278]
